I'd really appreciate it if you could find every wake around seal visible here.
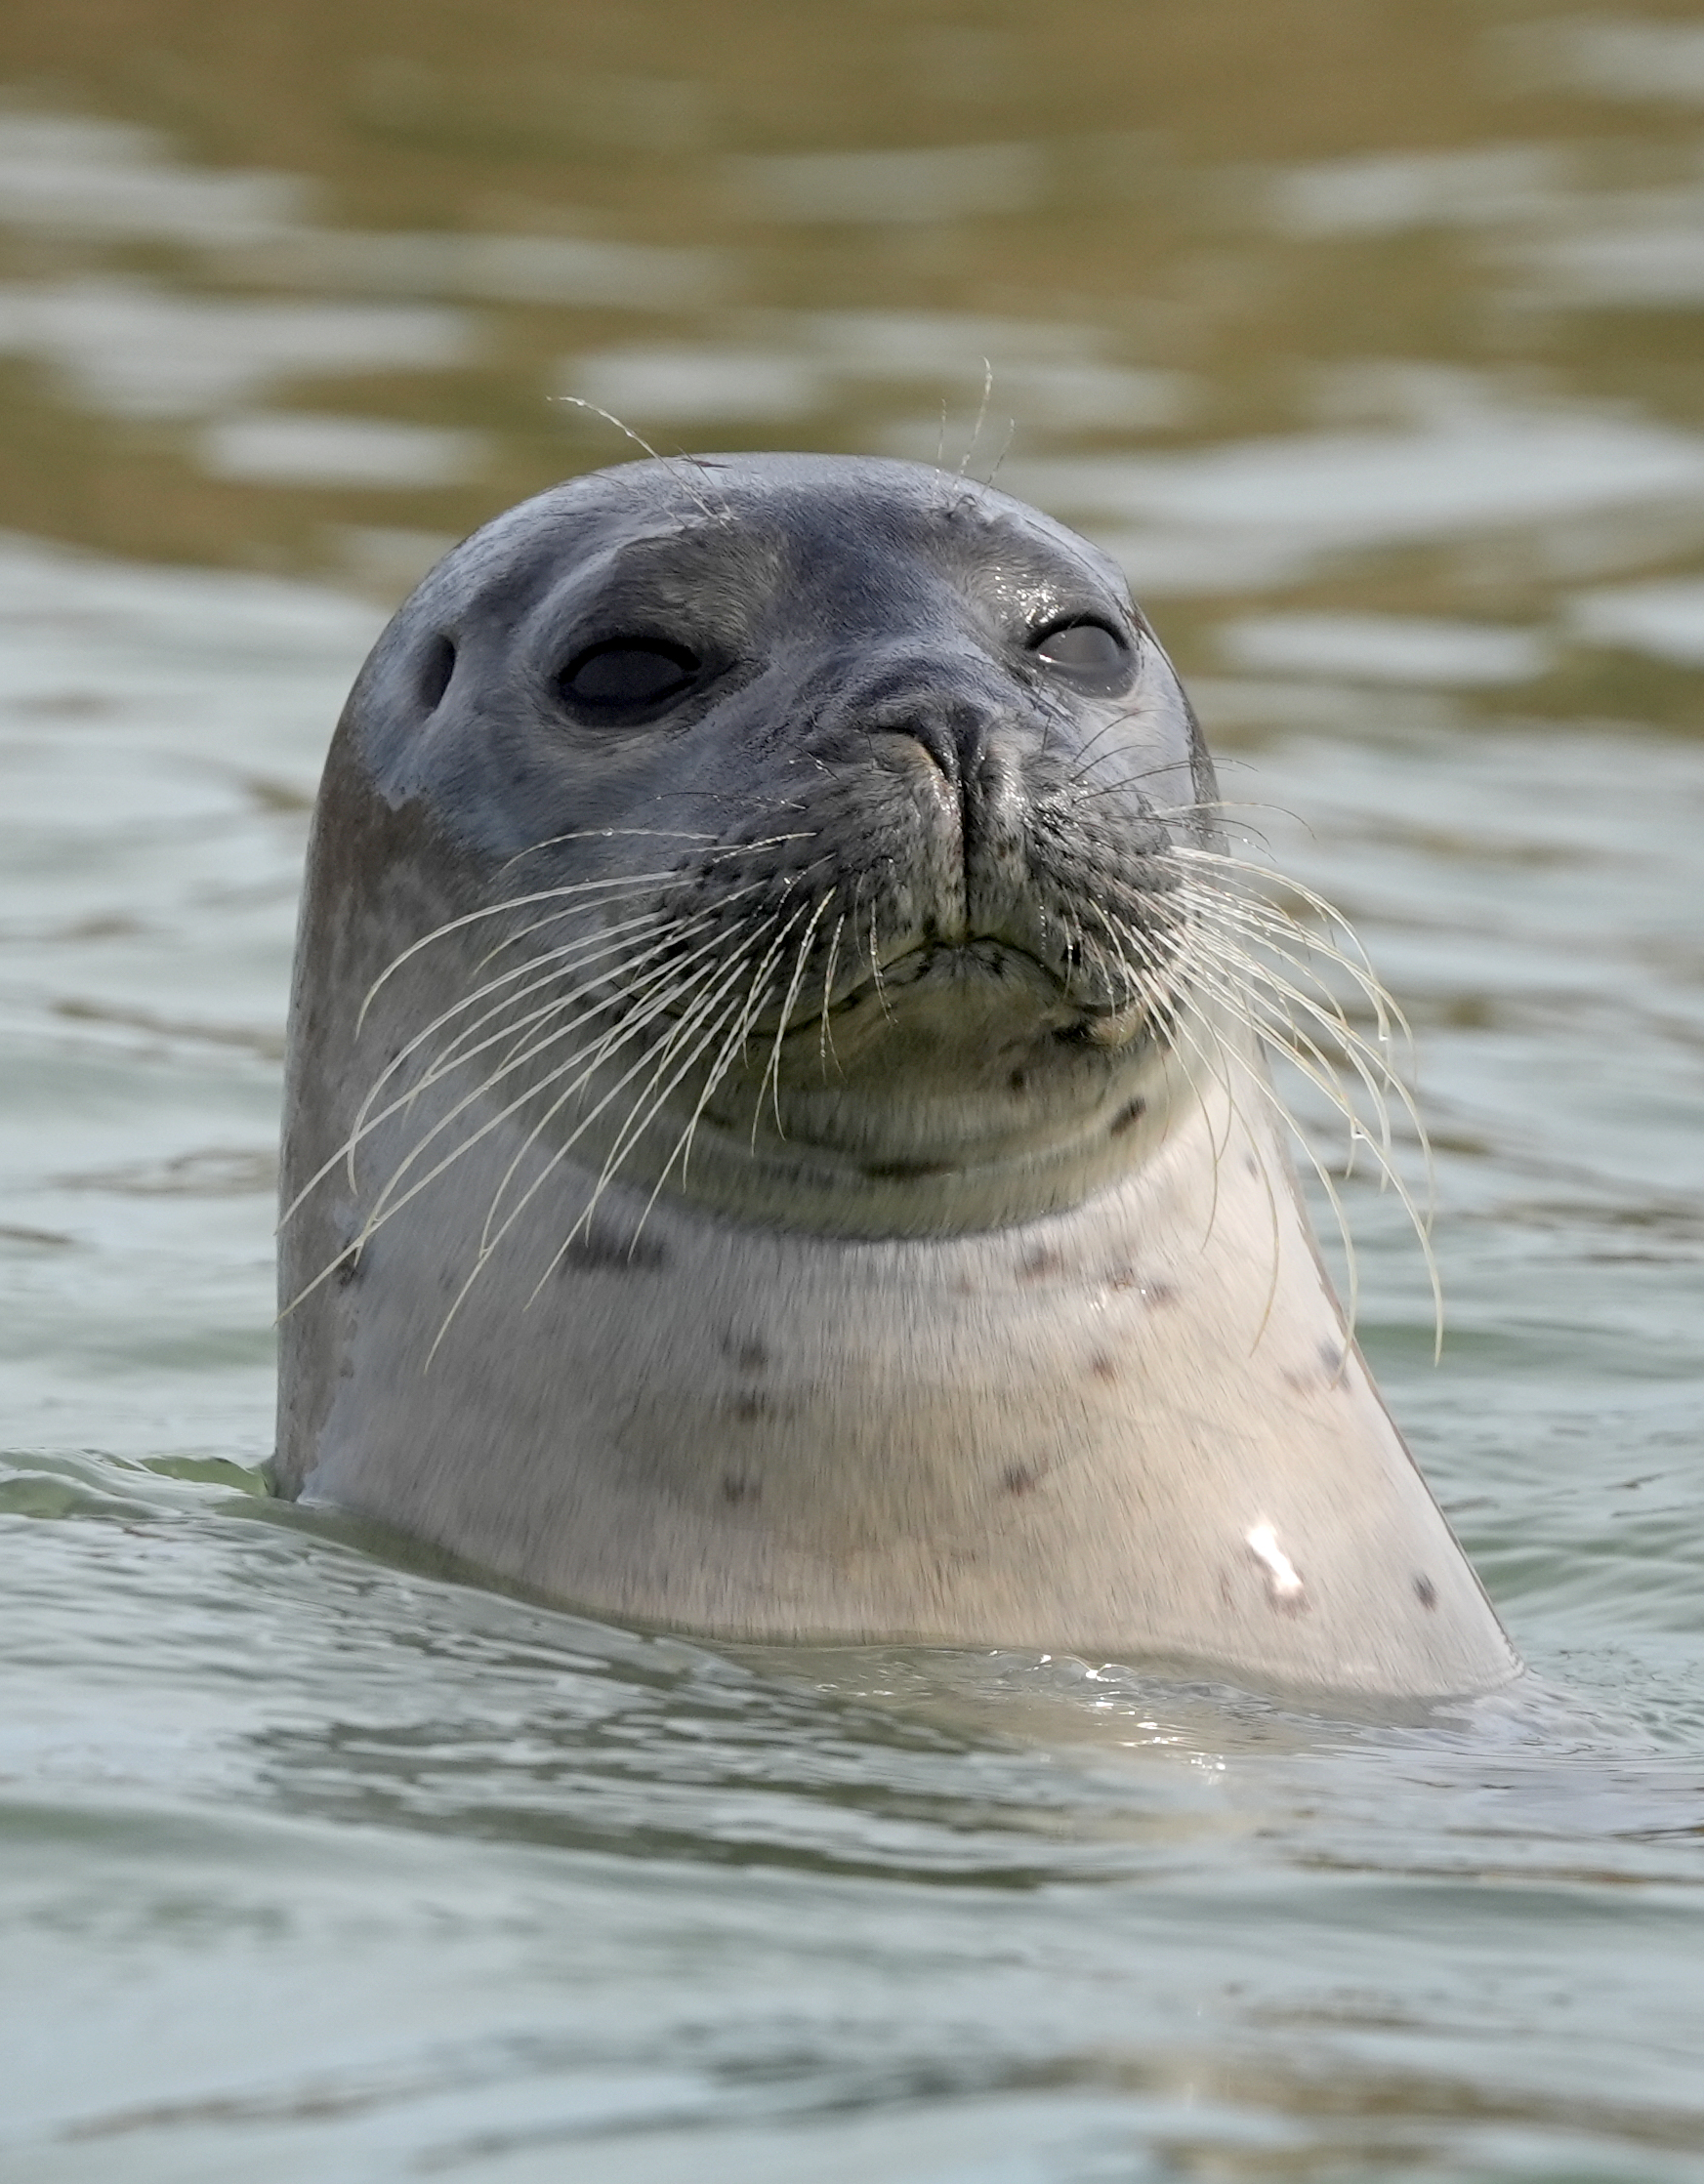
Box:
[274,453,1518,1699]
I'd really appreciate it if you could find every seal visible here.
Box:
[274,452,1518,1699]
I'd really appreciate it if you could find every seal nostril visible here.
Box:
[894,715,957,784]
[417,634,456,715]
[866,687,991,789]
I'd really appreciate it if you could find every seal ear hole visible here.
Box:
[417,635,457,714]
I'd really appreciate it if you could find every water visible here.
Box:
[3,4,1704,2176]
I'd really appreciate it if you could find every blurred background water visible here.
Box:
[2,3,1703,2178]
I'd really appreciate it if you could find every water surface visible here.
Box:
[3,5,1704,2177]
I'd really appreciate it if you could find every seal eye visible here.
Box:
[1030,620,1128,677]
[560,639,702,716]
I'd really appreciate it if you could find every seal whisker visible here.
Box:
[1172,961,1366,1339]
[299,909,712,1221]
[1177,946,1441,1355]
[472,900,688,980]
[817,912,847,1083]
[1178,869,1412,1045]
[866,894,894,1023]
[1132,798,1286,865]
[603,913,794,1191]
[281,912,683,1225]
[1172,845,1390,983]
[1182,908,1409,1154]
[280,967,712,1315]
[758,889,837,1138]
[1076,780,1281,857]
[500,916,793,1303]
[979,414,1017,493]
[623,888,819,1240]
[1063,729,1225,816]
[654,944,791,1207]
[585,928,792,1260]
[1161,985,1289,1343]
[1177,878,1432,1208]
[406,926,711,1133]
[676,898,816,1150]
[492,827,724,882]
[956,356,996,480]
[1168,844,1430,1188]
[1097,904,1184,1025]
[434,894,779,1072]
[502,941,780,1319]
[441,918,701,1058]
[1188,930,1404,1192]
[1064,712,1148,783]
[466,922,775,1259]
[554,395,726,522]
[1191,892,1405,1030]
[416,958,737,1321]
[492,829,817,897]
[358,911,684,1123]
[1191,903,1420,1128]
[353,870,721,1033]
[1157,967,1242,1242]
[347,933,731,1265]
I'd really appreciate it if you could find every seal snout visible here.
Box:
[857,673,998,794]
[828,649,1014,829]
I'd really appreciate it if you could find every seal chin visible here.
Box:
[678,968,1186,1236]
[745,939,1163,1133]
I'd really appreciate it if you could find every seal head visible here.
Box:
[276,454,1518,1700]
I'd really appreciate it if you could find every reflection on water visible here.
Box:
[1217,611,1554,685]
[0,2,1702,692]
[3,4,1704,2179]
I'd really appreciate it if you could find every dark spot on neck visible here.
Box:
[1414,1575,1437,1610]
[559,1219,667,1273]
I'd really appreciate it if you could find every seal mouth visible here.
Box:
[746,933,1163,1052]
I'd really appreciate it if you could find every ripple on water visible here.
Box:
[3,39,1704,2152]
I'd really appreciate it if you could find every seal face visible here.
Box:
[276,453,1518,1700]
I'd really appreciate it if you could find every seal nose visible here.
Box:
[889,695,988,788]
[849,655,1001,789]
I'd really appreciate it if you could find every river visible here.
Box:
[4,5,1704,2177]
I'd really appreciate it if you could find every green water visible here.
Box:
[4,3,1704,2176]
